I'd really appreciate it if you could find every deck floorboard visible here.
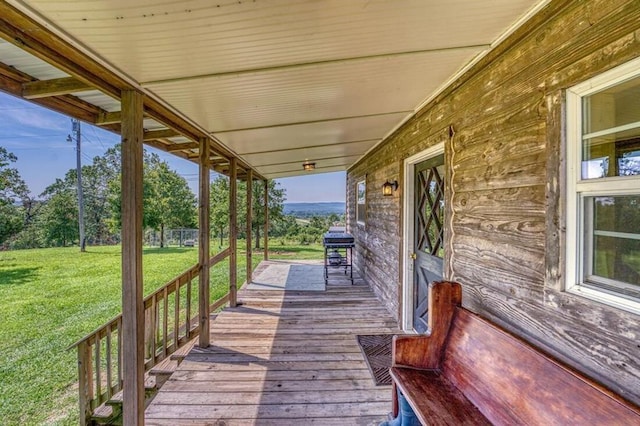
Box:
[145,263,399,425]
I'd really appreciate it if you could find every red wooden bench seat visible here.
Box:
[389,282,640,425]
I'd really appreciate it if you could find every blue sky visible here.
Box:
[0,92,345,203]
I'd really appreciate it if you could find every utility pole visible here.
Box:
[68,119,86,252]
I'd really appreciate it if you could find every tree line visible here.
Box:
[1,146,343,251]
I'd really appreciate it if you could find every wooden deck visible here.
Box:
[145,262,400,425]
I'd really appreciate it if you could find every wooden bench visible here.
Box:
[389,281,640,425]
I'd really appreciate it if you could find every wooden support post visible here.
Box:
[264,179,269,261]
[77,341,93,425]
[229,158,238,307]
[198,138,211,348]
[246,170,253,284]
[120,89,145,426]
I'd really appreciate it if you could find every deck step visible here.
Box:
[149,357,180,388]
[169,338,197,364]
[91,338,197,423]
[91,404,121,425]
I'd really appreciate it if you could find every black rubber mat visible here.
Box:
[356,334,393,386]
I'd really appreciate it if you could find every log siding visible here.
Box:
[347,0,640,405]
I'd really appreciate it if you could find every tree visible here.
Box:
[210,175,230,247]
[83,147,120,244]
[40,146,121,248]
[145,155,197,248]
[250,180,285,249]
[210,176,285,249]
[0,147,29,244]
[38,183,79,247]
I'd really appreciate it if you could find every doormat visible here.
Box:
[356,334,394,386]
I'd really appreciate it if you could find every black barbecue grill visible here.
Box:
[323,230,354,284]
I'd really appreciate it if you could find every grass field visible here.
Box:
[0,242,322,425]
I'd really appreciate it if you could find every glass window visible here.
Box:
[356,180,366,225]
[566,58,640,314]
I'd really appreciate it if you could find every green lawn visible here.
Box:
[0,243,281,425]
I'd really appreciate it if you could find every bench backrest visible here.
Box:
[442,307,640,425]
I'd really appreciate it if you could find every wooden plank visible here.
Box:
[189,345,363,355]
[198,137,210,348]
[152,389,390,405]
[22,76,93,99]
[120,89,145,426]
[263,180,269,260]
[144,128,180,141]
[144,266,399,423]
[182,352,366,363]
[145,401,390,419]
[161,379,382,392]
[166,142,198,151]
[246,170,253,284]
[146,416,386,426]
[95,111,121,126]
[229,158,238,307]
[390,368,491,426]
[168,368,374,381]
[77,341,93,425]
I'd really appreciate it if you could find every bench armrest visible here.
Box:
[392,281,462,369]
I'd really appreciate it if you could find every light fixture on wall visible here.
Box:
[302,161,316,171]
[382,180,398,196]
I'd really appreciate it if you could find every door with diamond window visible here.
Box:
[412,154,445,333]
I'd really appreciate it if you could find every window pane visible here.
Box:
[583,75,640,134]
[582,137,640,179]
[587,196,640,287]
[581,75,640,180]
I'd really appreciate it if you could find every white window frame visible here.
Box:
[565,57,640,315]
[356,179,366,226]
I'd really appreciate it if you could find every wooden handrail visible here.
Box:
[71,247,233,424]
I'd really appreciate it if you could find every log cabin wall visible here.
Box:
[347,0,640,405]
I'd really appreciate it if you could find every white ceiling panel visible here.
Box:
[145,47,481,133]
[5,0,548,179]
[21,1,538,82]
[219,112,407,155]
[243,139,378,167]
[0,39,67,80]
[256,154,361,176]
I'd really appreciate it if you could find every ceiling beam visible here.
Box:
[0,61,109,125]
[166,141,198,151]
[143,128,180,141]
[96,111,121,125]
[22,77,93,99]
[0,3,266,182]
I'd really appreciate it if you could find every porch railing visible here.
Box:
[70,247,232,423]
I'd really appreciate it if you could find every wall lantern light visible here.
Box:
[302,161,316,171]
[382,180,398,196]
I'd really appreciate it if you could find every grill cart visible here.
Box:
[322,230,354,285]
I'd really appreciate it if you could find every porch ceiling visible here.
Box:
[2,0,548,179]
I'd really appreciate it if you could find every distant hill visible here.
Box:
[284,202,346,217]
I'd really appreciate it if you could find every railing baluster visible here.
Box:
[106,325,113,399]
[186,272,192,337]
[174,281,180,348]
[116,317,122,389]
[163,286,169,358]
[150,293,157,364]
[94,335,102,403]
[71,257,233,423]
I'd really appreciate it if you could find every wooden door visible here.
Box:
[413,154,445,333]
